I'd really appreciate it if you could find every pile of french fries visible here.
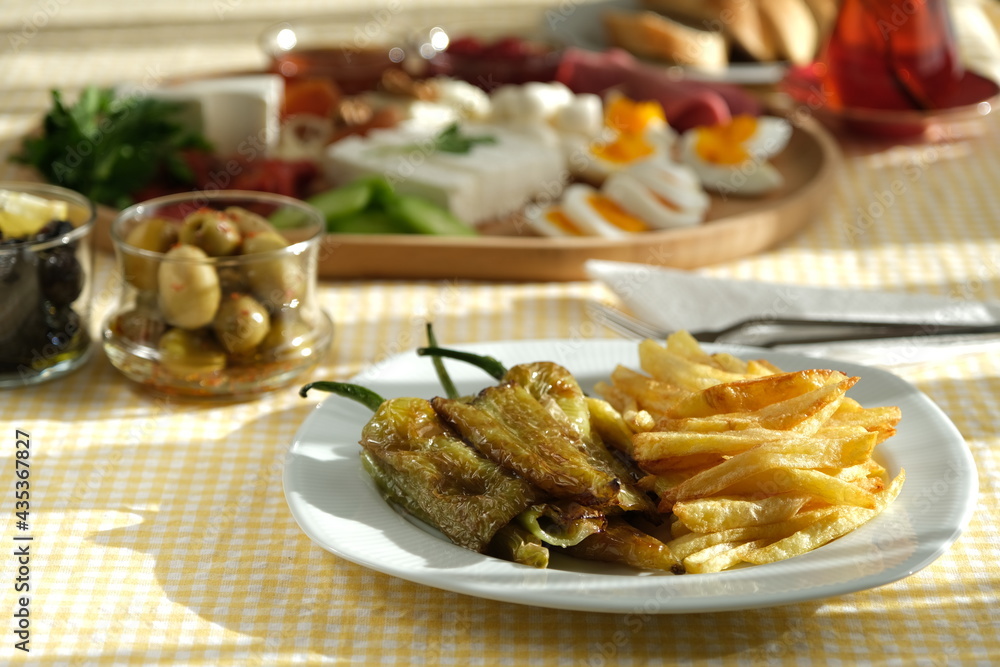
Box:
[595,331,905,574]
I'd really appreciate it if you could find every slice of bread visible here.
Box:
[642,0,779,62]
[800,0,839,30]
[757,0,820,64]
[603,9,729,71]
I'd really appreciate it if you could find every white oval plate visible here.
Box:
[545,0,790,85]
[283,339,977,613]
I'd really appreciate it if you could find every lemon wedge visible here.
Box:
[0,190,69,239]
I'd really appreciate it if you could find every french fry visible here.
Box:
[828,405,902,443]
[683,539,769,574]
[608,365,690,415]
[627,409,657,433]
[635,428,785,460]
[741,470,905,565]
[719,467,879,509]
[818,462,872,482]
[640,339,748,392]
[662,430,878,504]
[668,369,849,418]
[854,475,886,494]
[637,471,695,495]
[671,494,811,533]
[640,453,729,474]
[593,379,634,415]
[592,331,903,572]
[741,508,871,565]
[651,377,856,434]
[635,426,875,466]
[667,509,836,560]
[665,329,718,366]
[863,458,887,478]
[747,358,784,375]
[670,515,693,539]
[709,352,751,374]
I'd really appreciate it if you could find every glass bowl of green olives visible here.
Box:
[102,190,333,399]
[0,182,96,388]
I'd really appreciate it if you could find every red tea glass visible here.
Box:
[821,0,963,112]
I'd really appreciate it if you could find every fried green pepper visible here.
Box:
[487,524,550,569]
[586,397,637,457]
[505,361,593,440]
[516,501,607,547]
[506,362,655,515]
[432,383,621,506]
[362,396,544,552]
[420,348,654,514]
[302,382,544,553]
[563,518,684,574]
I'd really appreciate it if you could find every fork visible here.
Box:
[587,302,1000,348]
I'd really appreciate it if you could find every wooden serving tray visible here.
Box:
[307,116,838,281]
[83,114,837,282]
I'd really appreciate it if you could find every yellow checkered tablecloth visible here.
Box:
[1,2,999,665]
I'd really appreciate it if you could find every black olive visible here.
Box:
[44,307,81,351]
[38,246,83,305]
[31,219,75,244]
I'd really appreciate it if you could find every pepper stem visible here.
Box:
[299,381,385,412]
[416,346,508,381]
[425,323,460,399]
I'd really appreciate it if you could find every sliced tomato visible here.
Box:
[282,77,341,119]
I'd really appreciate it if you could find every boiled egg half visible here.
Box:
[526,183,652,238]
[680,115,792,196]
[603,158,710,230]
[570,95,676,186]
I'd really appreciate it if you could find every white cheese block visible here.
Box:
[118,75,284,158]
[324,123,567,225]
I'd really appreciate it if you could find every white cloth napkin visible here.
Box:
[585,260,1000,367]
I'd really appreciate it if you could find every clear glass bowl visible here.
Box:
[259,13,411,95]
[102,191,333,399]
[408,12,564,89]
[0,182,96,388]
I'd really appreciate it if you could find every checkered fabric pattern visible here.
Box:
[1,3,999,665]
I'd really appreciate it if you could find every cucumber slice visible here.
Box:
[361,176,396,208]
[327,210,411,235]
[385,195,476,236]
[308,180,376,226]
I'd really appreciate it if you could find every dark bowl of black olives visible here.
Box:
[103,190,333,399]
[0,183,96,388]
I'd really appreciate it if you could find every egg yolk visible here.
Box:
[545,208,585,235]
[694,115,759,165]
[591,133,656,164]
[587,194,650,233]
[605,97,666,135]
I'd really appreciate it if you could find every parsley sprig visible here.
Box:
[11,87,211,209]
[376,122,497,158]
[428,122,497,154]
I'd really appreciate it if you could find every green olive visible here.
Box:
[121,218,178,291]
[178,210,242,256]
[157,328,227,376]
[240,231,288,253]
[217,265,249,295]
[212,293,271,355]
[241,233,306,309]
[111,305,166,347]
[257,313,315,361]
[225,206,280,237]
[157,244,221,329]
